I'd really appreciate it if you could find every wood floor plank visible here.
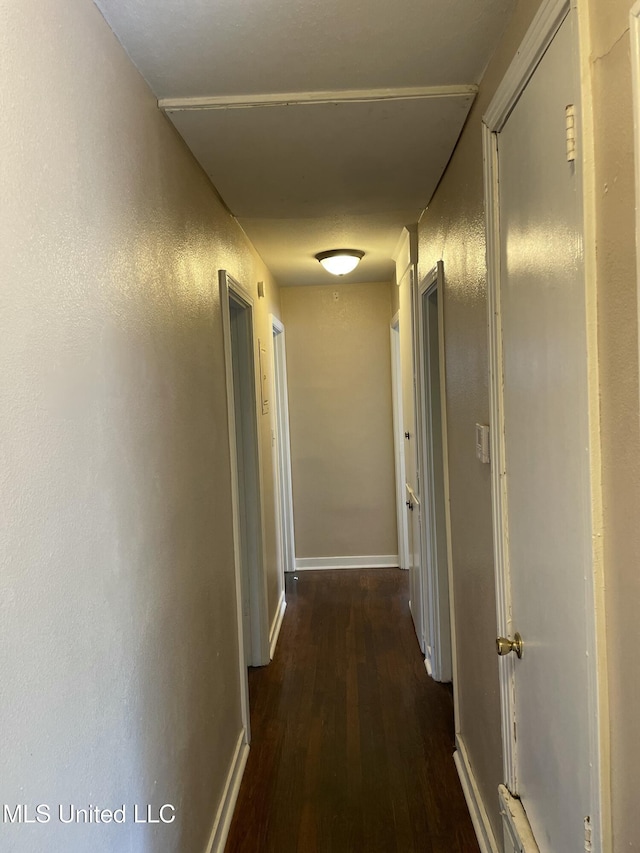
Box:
[225,569,480,853]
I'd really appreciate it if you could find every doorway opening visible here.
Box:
[417,262,452,682]
[219,270,270,737]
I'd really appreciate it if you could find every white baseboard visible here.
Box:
[203,729,250,853]
[269,591,287,659]
[294,554,399,571]
[454,735,500,853]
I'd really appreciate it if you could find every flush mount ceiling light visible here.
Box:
[315,249,365,276]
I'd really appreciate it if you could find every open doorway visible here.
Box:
[417,262,452,682]
[219,270,270,739]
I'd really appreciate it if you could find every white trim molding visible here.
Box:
[632,3,640,417]
[160,84,478,112]
[294,555,399,571]
[269,591,287,660]
[203,730,250,853]
[454,736,500,853]
[483,0,570,131]
[392,225,418,284]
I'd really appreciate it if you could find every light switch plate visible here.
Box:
[475,423,490,464]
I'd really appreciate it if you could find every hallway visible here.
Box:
[226,570,479,853]
[5,0,639,850]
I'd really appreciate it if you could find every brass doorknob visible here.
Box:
[496,633,523,659]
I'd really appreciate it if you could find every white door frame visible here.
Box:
[390,311,409,571]
[483,0,606,847]
[415,262,453,683]
[219,270,271,733]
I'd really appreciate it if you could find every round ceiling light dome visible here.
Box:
[315,249,365,276]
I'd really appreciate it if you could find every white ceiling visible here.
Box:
[95,0,516,286]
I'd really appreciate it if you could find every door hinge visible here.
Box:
[584,815,592,853]
[565,104,576,162]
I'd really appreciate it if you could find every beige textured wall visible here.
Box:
[281,282,398,560]
[417,0,544,842]
[0,1,280,851]
[588,0,640,846]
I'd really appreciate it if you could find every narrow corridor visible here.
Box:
[225,570,479,852]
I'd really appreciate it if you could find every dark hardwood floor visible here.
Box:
[225,569,480,853]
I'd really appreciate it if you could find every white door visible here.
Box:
[271,317,296,577]
[488,8,600,852]
[390,316,410,572]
